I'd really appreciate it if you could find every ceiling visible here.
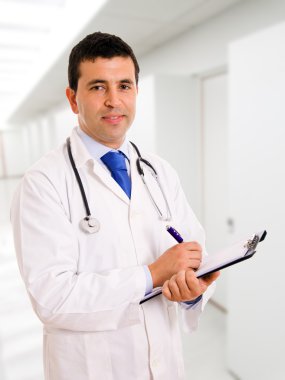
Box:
[1,0,242,126]
[0,0,67,122]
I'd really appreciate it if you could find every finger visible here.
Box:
[187,253,202,270]
[168,275,182,300]
[188,262,201,270]
[181,241,202,252]
[162,280,173,300]
[185,270,201,297]
[200,271,220,286]
[187,251,202,260]
[175,270,194,301]
[187,251,202,264]
[188,258,202,270]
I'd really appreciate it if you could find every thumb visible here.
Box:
[199,271,220,288]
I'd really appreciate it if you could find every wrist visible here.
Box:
[148,263,162,288]
[183,294,203,305]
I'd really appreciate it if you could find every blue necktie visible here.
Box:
[101,151,131,198]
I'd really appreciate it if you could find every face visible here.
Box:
[66,56,138,149]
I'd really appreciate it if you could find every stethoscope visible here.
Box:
[66,138,172,234]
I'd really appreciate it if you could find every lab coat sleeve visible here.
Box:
[160,159,216,333]
[11,170,146,332]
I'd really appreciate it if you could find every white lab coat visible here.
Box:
[11,128,214,380]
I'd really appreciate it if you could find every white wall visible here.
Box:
[0,103,77,179]
[154,75,203,217]
[136,0,285,210]
[128,75,156,152]
[0,129,30,177]
[140,0,285,77]
[201,72,229,309]
[0,132,5,177]
[227,22,285,380]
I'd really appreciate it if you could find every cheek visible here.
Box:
[127,97,136,114]
[79,101,99,119]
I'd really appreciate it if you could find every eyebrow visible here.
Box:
[87,78,134,86]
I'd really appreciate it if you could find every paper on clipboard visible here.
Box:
[196,230,267,278]
[140,230,267,304]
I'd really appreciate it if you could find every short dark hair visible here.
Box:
[68,32,140,91]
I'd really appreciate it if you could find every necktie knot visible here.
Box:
[101,151,127,171]
[101,151,131,198]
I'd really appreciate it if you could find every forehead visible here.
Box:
[78,56,136,82]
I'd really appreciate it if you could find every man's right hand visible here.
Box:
[148,242,202,288]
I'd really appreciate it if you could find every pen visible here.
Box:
[166,225,184,243]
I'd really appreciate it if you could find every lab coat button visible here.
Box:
[130,210,140,218]
[151,357,160,368]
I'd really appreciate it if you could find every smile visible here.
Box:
[102,115,124,123]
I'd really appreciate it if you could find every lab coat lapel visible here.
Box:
[70,128,130,205]
[91,160,130,205]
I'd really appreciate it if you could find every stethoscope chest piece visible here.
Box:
[80,217,100,234]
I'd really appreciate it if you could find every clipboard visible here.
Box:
[140,230,267,304]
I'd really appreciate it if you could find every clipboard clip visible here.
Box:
[244,230,267,252]
[244,235,260,251]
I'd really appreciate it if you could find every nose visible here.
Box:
[104,88,121,108]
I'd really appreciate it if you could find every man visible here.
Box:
[11,32,219,380]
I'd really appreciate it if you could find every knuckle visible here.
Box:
[176,274,185,286]
[186,271,197,285]
[169,275,177,286]
[193,241,202,252]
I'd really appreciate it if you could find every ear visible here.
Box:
[66,87,79,114]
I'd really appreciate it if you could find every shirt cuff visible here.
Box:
[143,265,153,296]
[181,295,203,309]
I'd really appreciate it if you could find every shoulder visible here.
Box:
[17,143,70,200]
[139,150,180,182]
[129,144,182,196]
[24,143,68,182]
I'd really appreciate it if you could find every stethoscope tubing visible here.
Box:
[66,138,172,226]
[67,137,91,220]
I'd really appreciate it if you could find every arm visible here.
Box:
[11,172,146,332]
[145,156,217,328]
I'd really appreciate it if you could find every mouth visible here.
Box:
[102,114,125,124]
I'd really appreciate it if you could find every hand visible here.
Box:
[162,269,220,303]
[148,242,202,288]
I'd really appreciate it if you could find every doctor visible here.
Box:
[11,32,219,380]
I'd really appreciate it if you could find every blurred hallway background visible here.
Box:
[1,0,285,379]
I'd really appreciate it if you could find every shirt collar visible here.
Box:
[76,127,130,162]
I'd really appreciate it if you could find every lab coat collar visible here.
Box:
[68,127,131,205]
[69,127,94,169]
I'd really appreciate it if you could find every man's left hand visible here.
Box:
[162,269,220,303]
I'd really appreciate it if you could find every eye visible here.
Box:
[120,84,131,90]
[90,85,105,91]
